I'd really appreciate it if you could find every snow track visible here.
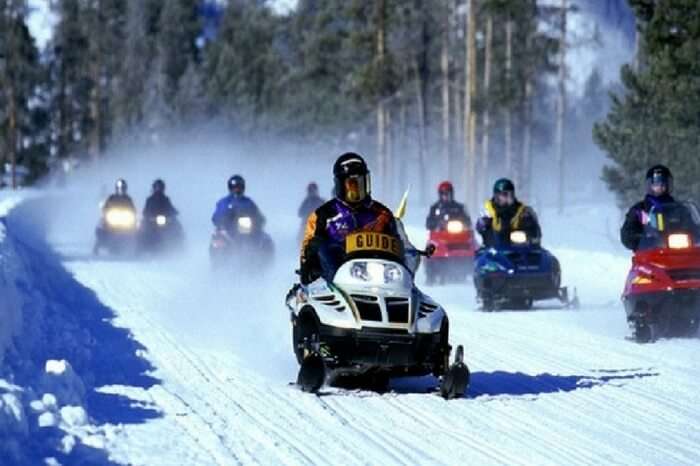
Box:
[14,195,700,465]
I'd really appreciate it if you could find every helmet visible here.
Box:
[493,178,515,195]
[227,175,245,196]
[493,178,515,206]
[307,182,319,196]
[438,181,454,202]
[152,179,165,193]
[646,164,673,196]
[115,178,128,195]
[333,152,371,204]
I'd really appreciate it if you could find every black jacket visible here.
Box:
[621,194,675,251]
[143,192,178,218]
[426,201,471,230]
[298,194,325,221]
[476,199,541,248]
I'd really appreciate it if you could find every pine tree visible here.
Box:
[594,0,700,206]
[0,0,48,186]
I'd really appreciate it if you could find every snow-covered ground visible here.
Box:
[2,188,700,465]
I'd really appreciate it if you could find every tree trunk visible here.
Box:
[451,0,462,179]
[522,78,534,201]
[441,0,451,179]
[504,19,514,178]
[376,0,387,194]
[556,0,567,213]
[386,108,394,201]
[520,27,535,201]
[464,0,478,210]
[480,14,493,200]
[414,57,427,202]
[88,1,103,161]
[8,85,17,189]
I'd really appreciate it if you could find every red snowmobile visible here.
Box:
[425,216,477,284]
[623,201,700,342]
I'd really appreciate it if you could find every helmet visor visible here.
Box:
[344,174,369,203]
[647,172,671,196]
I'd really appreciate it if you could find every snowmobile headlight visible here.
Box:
[105,209,136,229]
[446,220,464,234]
[156,215,167,226]
[350,262,370,281]
[237,216,253,234]
[510,230,527,244]
[384,264,403,283]
[668,233,690,249]
[350,261,402,284]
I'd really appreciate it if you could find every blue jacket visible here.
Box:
[211,194,265,231]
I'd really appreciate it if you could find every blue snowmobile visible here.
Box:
[473,230,577,310]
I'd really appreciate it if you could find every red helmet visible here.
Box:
[438,181,454,201]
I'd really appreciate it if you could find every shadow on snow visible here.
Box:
[3,198,161,466]
[389,369,658,398]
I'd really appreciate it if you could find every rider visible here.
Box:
[620,165,677,251]
[211,175,265,234]
[94,179,136,253]
[143,179,178,219]
[426,181,471,231]
[476,178,541,248]
[299,152,397,284]
[102,178,135,212]
[298,182,325,223]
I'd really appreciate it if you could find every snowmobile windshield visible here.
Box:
[639,201,700,251]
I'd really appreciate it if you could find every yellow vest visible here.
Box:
[484,200,527,232]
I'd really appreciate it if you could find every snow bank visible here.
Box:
[0,194,150,465]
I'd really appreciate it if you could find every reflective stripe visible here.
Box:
[484,200,500,231]
[657,213,665,232]
[300,212,318,261]
[484,200,526,232]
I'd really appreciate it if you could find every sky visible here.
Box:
[27,0,57,51]
[26,0,297,50]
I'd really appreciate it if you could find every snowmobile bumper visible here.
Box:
[624,289,700,325]
[475,271,559,301]
[318,323,446,376]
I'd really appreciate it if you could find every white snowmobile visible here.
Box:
[286,196,469,399]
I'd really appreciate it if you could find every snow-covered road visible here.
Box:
[8,194,700,465]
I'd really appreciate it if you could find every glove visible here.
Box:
[476,216,492,233]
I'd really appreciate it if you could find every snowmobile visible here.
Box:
[623,201,700,343]
[286,196,469,399]
[138,213,185,255]
[93,205,138,256]
[209,213,274,270]
[474,230,576,310]
[425,216,477,284]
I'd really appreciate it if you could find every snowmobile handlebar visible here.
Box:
[421,244,436,257]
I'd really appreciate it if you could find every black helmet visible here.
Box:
[227,174,245,196]
[307,182,319,196]
[152,179,165,193]
[493,178,515,195]
[333,152,371,204]
[493,178,515,206]
[115,178,128,195]
[646,164,673,196]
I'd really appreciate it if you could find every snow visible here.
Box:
[2,184,700,464]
